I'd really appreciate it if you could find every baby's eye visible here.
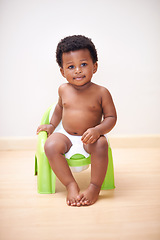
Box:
[81,63,87,67]
[68,65,74,69]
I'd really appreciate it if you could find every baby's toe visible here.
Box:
[84,199,91,206]
[70,198,77,206]
[80,197,86,206]
[76,201,81,207]
[77,193,84,201]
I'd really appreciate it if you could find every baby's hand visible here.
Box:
[36,124,55,137]
[81,127,100,145]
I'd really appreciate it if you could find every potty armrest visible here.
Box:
[36,131,48,158]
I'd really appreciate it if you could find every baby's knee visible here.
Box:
[44,134,71,157]
[96,136,108,151]
[44,136,63,157]
[44,139,56,157]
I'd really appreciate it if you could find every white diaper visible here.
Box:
[55,127,89,159]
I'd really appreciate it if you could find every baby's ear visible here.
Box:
[93,62,98,74]
[60,68,65,77]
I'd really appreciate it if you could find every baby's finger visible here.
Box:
[81,135,89,144]
[81,131,88,140]
[81,134,87,143]
[36,127,41,134]
[89,138,97,144]
[82,134,92,144]
[37,128,43,135]
[36,125,46,134]
[86,136,95,144]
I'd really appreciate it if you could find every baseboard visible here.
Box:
[0,135,160,151]
[109,135,160,148]
[0,137,37,151]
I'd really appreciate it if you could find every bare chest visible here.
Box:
[62,92,102,113]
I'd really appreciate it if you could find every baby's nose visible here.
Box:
[75,67,82,73]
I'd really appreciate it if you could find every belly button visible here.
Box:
[73,132,77,135]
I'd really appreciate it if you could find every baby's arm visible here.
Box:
[50,99,63,130]
[37,87,63,137]
[82,88,117,144]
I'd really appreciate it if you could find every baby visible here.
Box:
[37,35,117,206]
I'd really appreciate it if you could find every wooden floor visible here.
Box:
[0,148,160,240]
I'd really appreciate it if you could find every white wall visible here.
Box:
[0,0,160,137]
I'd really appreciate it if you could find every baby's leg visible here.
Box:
[44,133,81,206]
[79,136,108,206]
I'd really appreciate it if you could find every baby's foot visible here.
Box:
[66,182,83,207]
[78,183,101,206]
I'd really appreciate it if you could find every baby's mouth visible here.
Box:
[73,76,85,81]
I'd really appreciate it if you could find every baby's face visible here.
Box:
[60,49,97,87]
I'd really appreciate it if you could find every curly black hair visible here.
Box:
[56,35,98,68]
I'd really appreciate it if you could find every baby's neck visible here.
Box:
[70,81,93,91]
